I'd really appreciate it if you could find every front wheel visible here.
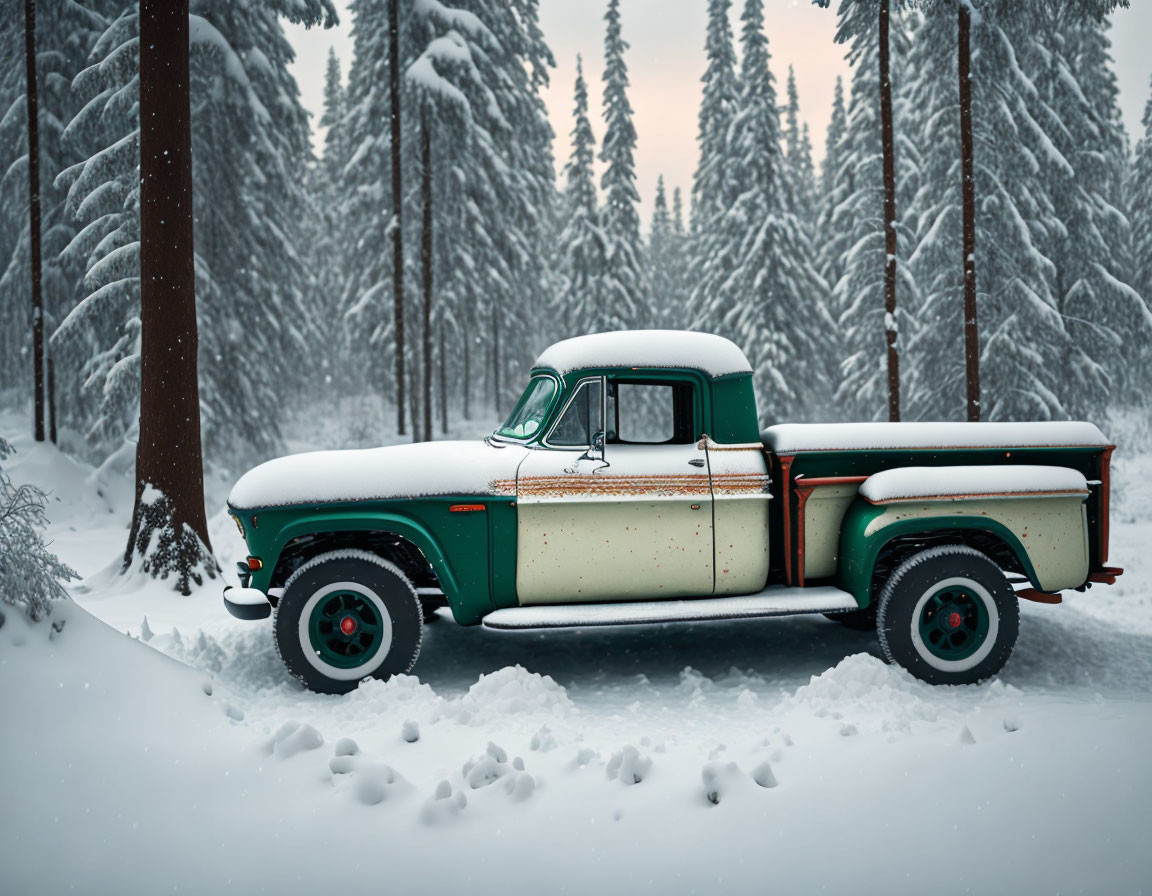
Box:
[877,545,1019,686]
[274,550,423,694]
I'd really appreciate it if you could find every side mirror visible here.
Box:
[591,430,605,456]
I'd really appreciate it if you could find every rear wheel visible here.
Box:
[877,545,1019,686]
[274,550,422,694]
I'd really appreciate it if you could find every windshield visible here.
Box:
[496,376,557,440]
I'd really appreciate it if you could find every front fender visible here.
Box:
[837,499,1039,607]
[243,508,488,624]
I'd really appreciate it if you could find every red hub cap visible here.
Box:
[947,611,963,629]
[339,616,358,636]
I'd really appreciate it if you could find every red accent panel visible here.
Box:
[1017,589,1063,604]
[1099,446,1114,564]
[778,455,795,586]
[449,504,486,513]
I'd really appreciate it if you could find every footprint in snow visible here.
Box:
[462,742,536,801]
[266,721,323,759]
[328,740,407,806]
[701,760,776,806]
[606,745,651,785]
[420,780,468,825]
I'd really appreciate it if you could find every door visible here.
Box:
[515,376,713,604]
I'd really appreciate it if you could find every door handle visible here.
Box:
[688,458,706,468]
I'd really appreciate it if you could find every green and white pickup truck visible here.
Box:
[224,330,1122,693]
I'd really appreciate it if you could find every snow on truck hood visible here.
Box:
[227,441,528,509]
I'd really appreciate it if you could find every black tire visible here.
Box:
[877,545,1019,686]
[274,549,423,695]
[824,605,877,631]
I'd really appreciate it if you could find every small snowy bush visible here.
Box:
[0,439,77,621]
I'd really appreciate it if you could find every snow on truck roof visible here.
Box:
[534,330,753,378]
[763,421,1111,453]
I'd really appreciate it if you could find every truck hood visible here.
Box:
[227,440,528,510]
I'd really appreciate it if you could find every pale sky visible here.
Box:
[285,0,1152,228]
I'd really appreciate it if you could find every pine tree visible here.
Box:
[714,0,833,418]
[1133,75,1152,387]
[823,0,918,421]
[127,0,214,593]
[816,74,849,294]
[692,0,740,234]
[23,0,44,442]
[599,0,647,328]
[555,54,607,336]
[907,2,1102,421]
[688,0,741,333]
[648,175,677,327]
[783,65,817,229]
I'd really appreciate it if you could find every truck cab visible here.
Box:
[224,330,1122,693]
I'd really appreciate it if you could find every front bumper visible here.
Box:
[224,586,272,621]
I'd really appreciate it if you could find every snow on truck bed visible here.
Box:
[534,330,753,377]
[860,465,1090,503]
[763,421,1111,453]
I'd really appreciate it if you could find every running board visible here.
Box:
[481,586,858,631]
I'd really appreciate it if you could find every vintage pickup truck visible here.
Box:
[224,331,1122,693]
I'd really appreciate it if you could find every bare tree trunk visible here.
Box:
[439,323,448,435]
[47,354,56,444]
[388,0,406,436]
[958,2,980,421]
[878,0,900,422]
[462,324,471,419]
[24,0,44,442]
[126,0,213,594]
[420,106,433,443]
[491,303,501,412]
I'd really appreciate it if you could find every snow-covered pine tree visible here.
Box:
[1133,75,1152,386]
[783,65,817,230]
[55,0,336,469]
[555,54,607,337]
[720,0,834,420]
[0,0,116,436]
[0,438,76,622]
[1030,6,1151,410]
[907,2,1102,421]
[815,74,849,294]
[648,175,676,327]
[687,0,741,332]
[823,0,918,421]
[598,0,647,329]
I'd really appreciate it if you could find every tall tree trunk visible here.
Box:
[24,0,44,442]
[47,353,57,445]
[439,323,448,435]
[388,0,406,436]
[126,0,213,594]
[878,0,900,422]
[958,2,980,421]
[462,322,471,419]
[491,304,501,411]
[420,106,433,443]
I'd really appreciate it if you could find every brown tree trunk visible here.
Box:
[878,0,900,422]
[492,303,501,411]
[462,324,471,419]
[47,353,57,444]
[958,2,980,421]
[24,0,44,442]
[439,323,448,435]
[420,106,433,443]
[388,0,406,436]
[126,0,213,594]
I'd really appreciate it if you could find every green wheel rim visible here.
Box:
[307,589,384,669]
[917,584,990,662]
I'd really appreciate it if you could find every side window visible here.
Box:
[608,380,696,445]
[548,380,600,447]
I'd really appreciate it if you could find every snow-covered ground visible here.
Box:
[2,406,1151,895]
